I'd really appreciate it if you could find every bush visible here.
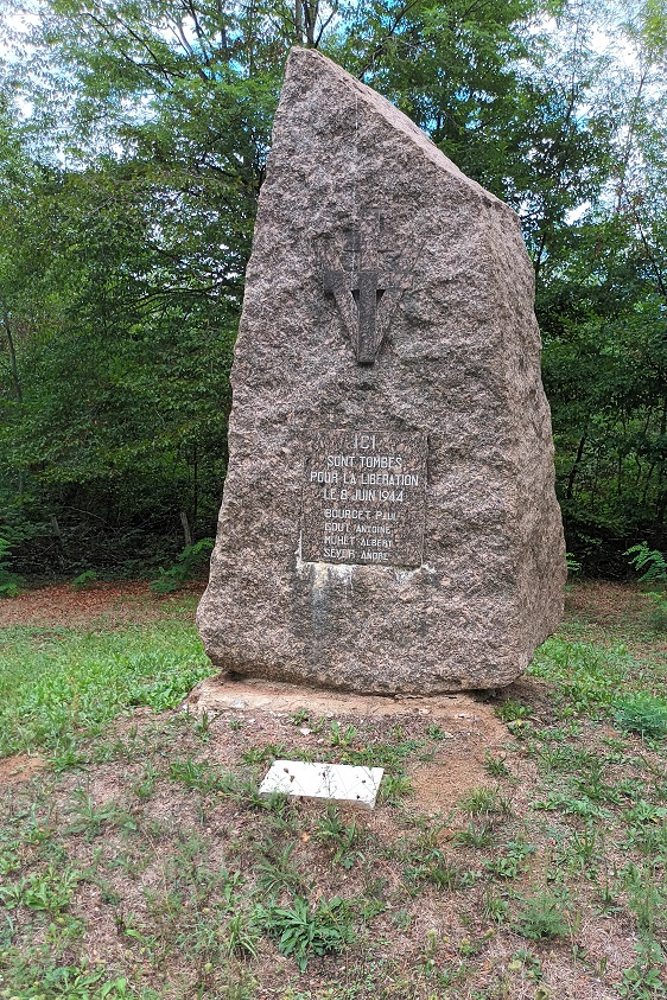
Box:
[71,570,98,591]
[0,535,24,597]
[626,543,667,585]
[150,538,213,594]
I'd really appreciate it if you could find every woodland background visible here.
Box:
[0,0,665,580]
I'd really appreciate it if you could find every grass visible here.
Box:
[0,581,666,997]
[0,615,213,760]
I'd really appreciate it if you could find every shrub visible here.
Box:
[150,538,213,594]
[0,535,24,597]
[71,570,98,591]
[626,543,667,585]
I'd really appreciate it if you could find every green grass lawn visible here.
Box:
[0,600,213,764]
[0,584,666,999]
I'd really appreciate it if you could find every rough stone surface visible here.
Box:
[196,47,566,694]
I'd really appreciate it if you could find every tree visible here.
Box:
[1,0,664,575]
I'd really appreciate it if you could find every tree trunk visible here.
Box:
[3,311,23,403]
[295,0,304,43]
[566,429,588,500]
[180,511,193,548]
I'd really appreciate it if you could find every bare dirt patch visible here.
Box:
[1,581,666,997]
[188,676,508,812]
[565,579,653,628]
[0,580,204,629]
[0,753,46,787]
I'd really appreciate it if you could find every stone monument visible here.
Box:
[196,47,566,694]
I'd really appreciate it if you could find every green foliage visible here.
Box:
[0,865,81,913]
[626,544,667,632]
[0,965,142,1000]
[0,0,663,575]
[647,591,667,633]
[484,754,511,779]
[485,840,535,880]
[315,807,361,867]
[168,757,238,795]
[224,910,261,960]
[459,787,510,817]
[626,543,667,585]
[529,638,633,715]
[515,890,571,941]
[378,772,413,805]
[615,693,667,740]
[0,535,24,597]
[0,621,213,758]
[407,850,469,891]
[150,538,213,594]
[495,699,531,723]
[71,570,98,591]
[619,935,667,998]
[261,896,354,971]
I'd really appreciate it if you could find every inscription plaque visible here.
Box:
[301,430,427,568]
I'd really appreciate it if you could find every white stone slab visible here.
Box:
[259,760,384,809]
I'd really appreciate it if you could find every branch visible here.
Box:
[358,0,423,80]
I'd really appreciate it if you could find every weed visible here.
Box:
[515,889,571,941]
[0,865,81,913]
[258,844,305,894]
[409,849,467,890]
[194,710,213,738]
[453,822,493,848]
[261,896,354,971]
[482,893,509,924]
[225,910,261,959]
[419,927,439,976]
[392,908,413,930]
[533,792,607,819]
[132,762,158,800]
[563,824,598,873]
[485,840,535,880]
[484,754,511,779]
[619,934,667,998]
[315,806,361,867]
[240,743,287,765]
[615,693,667,740]
[459,787,510,818]
[496,700,531,723]
[379,772,413,805]
[169,757,237,795]
[68,788,132,838]
[509,948,544,983]
[329,721,358,747]
[623,864,666,934]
